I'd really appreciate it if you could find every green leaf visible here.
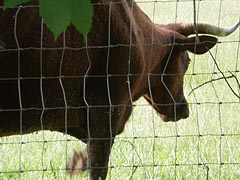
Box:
[4,0,30,8]
[40,0,93,39]
[4,0,93,39]
[71,0,93,38]
[40,0,72,39]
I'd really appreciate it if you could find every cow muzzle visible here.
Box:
[158,98,189,122]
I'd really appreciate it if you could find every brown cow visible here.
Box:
[0,0,239,179]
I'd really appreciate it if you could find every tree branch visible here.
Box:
[189,50,240,99]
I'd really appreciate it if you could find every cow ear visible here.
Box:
[175,35,218,54]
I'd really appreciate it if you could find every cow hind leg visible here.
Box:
[66,147,88,174]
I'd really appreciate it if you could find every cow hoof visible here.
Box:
[66,148,88,175]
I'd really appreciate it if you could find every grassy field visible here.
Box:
[1,0,240,179]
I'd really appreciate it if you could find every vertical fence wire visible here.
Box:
[14,6,23,177]
[106,2,113,179]
[39,17,46,179]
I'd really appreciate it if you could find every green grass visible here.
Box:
[1,0,240,179]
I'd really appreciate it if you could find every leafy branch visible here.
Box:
[4,0,94,39]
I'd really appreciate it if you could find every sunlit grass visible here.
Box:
[0,0,240,179]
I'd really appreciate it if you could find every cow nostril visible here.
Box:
[177,98,189,119]
[181,97,187,104]
[182,107,189,119]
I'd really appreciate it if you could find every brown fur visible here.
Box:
[0,1,218,179]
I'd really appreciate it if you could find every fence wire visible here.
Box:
[0,0,240,180]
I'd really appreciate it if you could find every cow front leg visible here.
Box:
[66,138,114,180]
[88,138,114,180]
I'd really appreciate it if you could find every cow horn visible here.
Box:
[177,20,240,37]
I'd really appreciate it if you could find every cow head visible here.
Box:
[144,20,240,122]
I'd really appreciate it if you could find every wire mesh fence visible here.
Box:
[0,0,240,179]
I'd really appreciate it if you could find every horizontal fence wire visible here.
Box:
[0,0,240,180]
